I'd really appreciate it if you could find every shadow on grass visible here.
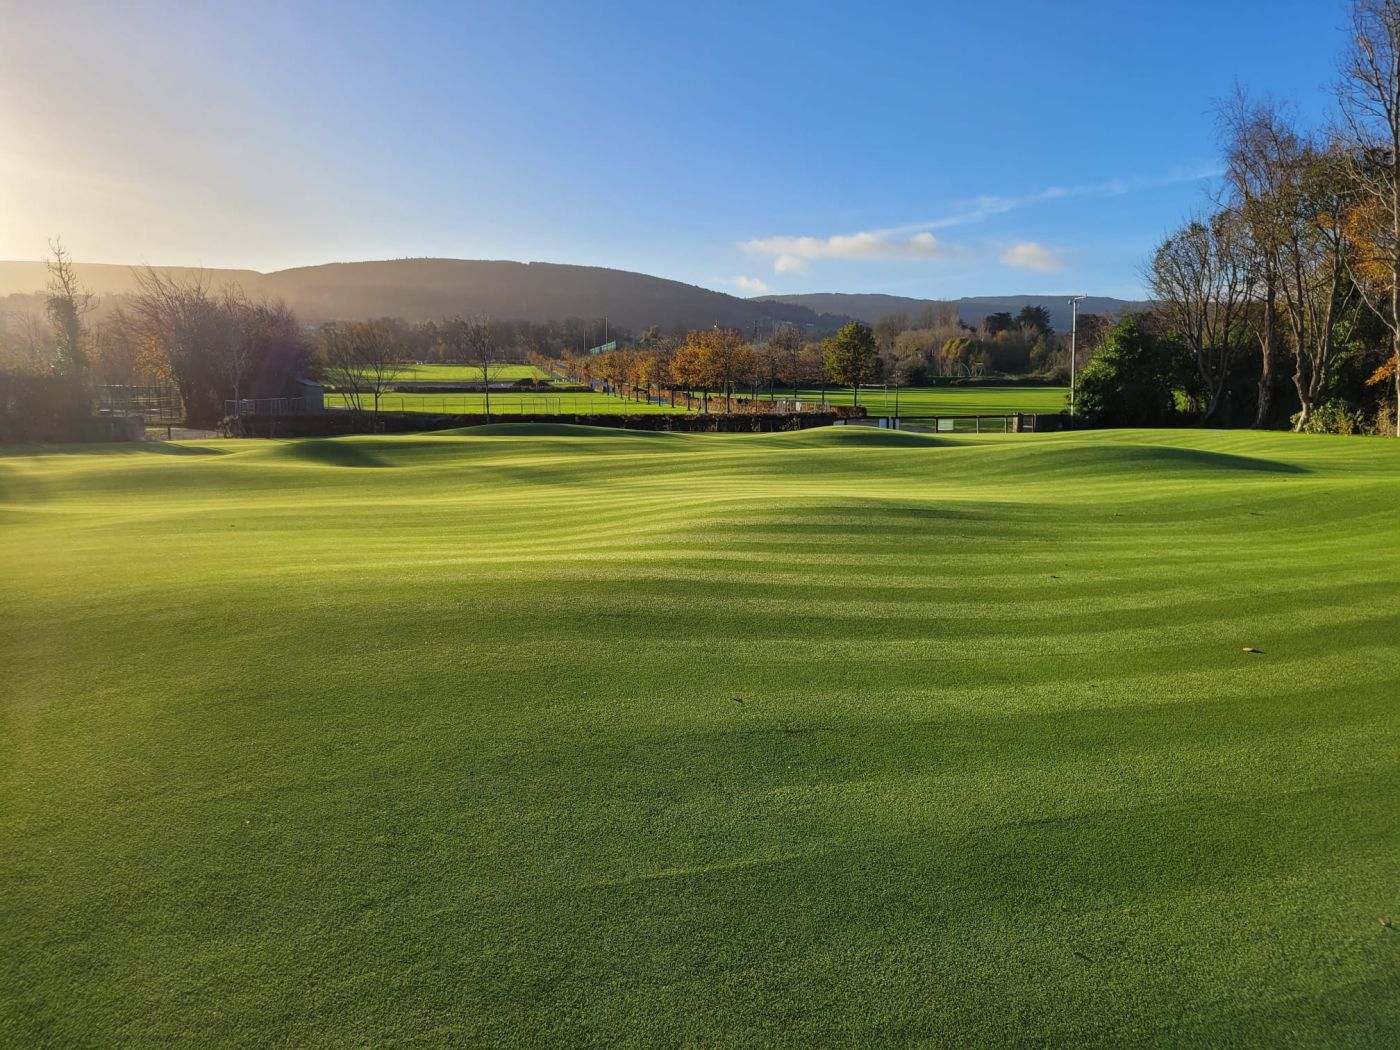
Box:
[440,422,685,439]
[0,441,229,458]
[260,440,394,468]
[1029,443,1311,475]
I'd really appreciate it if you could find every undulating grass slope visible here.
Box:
[3,427,1399,1047]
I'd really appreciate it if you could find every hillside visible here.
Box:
[0,258,1151,335]
[760,292,1150,331]
[0,259,830,333]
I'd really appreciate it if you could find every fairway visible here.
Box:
[3,427,1399,1045]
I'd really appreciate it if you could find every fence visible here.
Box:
[841,413,1072,434]
[224,396,307,417]
[93,384,182,421]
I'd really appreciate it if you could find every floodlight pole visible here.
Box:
[1068,295,1087,417]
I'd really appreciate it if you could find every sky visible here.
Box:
[0,0,1349,299]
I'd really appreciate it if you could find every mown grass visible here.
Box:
[789,383,1070,416]
[2,427,1398,1046]
[325,389,687,415]
[394,363,552,382]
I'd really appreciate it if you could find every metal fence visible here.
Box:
[224,397,307,417]
[94,384,182,421]
[841,414,1067,434]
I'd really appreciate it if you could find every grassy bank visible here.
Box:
[3,427,1397,1045]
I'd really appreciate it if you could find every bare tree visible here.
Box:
[220,287,258,407]
[130,267,224,423]
[1274,143,1356,429]
[319,320,404,423]
[444,315,507,420]
[1219,90,1300,427]
[0,308,55,374]
[1339,0,1400,434]
[1147,209,1254,422]
[45,239,93,407]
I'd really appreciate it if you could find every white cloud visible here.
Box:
[742,230,947,273]
[736,164,1220,276]
[733,275,770,293]
[1000,242,1064,272]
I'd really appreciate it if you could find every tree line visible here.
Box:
[1137,0,1400,435]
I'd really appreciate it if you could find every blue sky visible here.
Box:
[0,0,1347,298]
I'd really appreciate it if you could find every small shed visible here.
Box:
[292,377,324,413]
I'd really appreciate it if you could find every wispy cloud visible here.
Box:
[741,231,949,274]
[733,275,770,293]
[740,165,1221,274]
[1000,242,1063,272]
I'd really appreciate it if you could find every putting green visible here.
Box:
[2,427,1398,1045]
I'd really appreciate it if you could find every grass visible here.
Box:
[325,390,688,414]
[3,426,1399,1046]
[788,383,1071,416]
[393,363,553,382]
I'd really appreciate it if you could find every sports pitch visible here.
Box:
[3,426,1398,1045]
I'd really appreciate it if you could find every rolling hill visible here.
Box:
[0,259,830,334]
[0,257,1150,334]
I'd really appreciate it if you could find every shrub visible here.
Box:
[1073,317,1177,427]
[892,357,929,386]
[1293,400,1365,435]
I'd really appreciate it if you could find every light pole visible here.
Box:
[1068,295,1087,417]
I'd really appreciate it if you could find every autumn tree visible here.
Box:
[1339,0,1400,434]
[769,323,804,400]
[823,320,881,405]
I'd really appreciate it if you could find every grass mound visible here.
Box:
[3,427,1399,1045]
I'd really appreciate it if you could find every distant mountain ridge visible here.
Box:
[758,292,1150,332]
[0,257,1148,334]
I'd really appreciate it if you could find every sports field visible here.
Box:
[792,383,1070,416]
[325,389,686,414]
[394,363,554,382]
[3,426,1398,1045]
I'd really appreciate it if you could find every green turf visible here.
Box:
[394,363,552,382]
[3,427,1398,1046]
[325,390,688,414]
[781,383,1070,416]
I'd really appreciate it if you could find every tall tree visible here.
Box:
[1014,305,1053,336]
[769,323,804,400]
[1275,142,1355,429]
[1339,0,1400,434]
[1147,210,1254,423]
[130,267,224,424]
[45,239,93,409]
[1219,90,1299,427]
[823,321,880,405]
